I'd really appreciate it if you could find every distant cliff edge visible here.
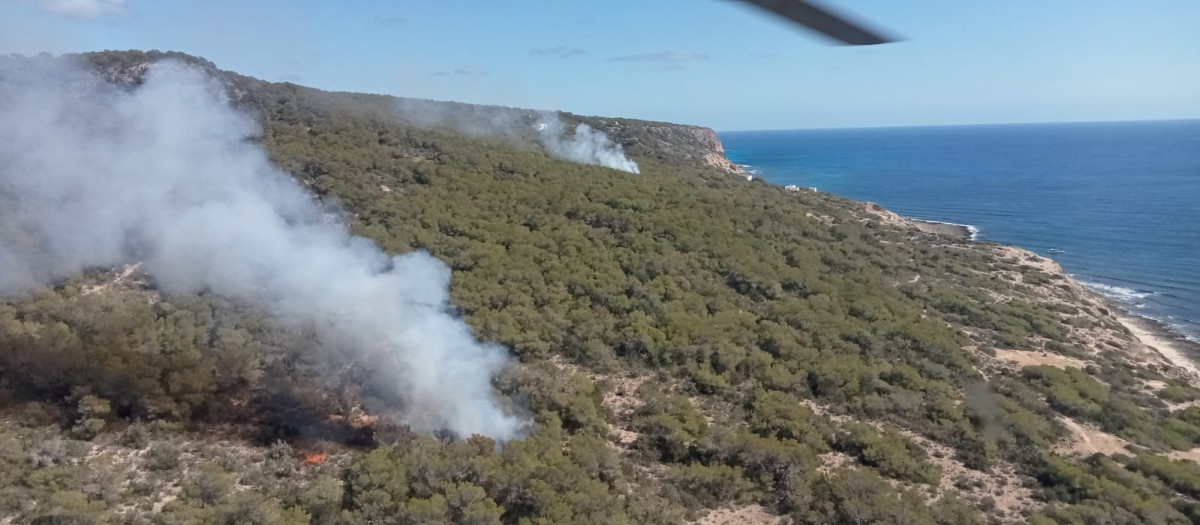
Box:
[64,50,742,175]
[579,117,744,175]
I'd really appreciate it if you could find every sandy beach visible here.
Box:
[1116,313,1200,377]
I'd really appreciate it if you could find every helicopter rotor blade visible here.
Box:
[733,0,895,45]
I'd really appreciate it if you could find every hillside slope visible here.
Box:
[1,51,1200,525]
[76,50,739,176]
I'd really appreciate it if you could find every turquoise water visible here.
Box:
[720,120,1200,342]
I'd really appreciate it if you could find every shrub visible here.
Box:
[144,441,181,472]
[835,423,941,485]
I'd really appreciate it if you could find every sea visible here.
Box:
[720,120,1200,343]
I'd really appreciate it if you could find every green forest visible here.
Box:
[1,50,1199,524]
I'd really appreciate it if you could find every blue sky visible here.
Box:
[2,0,1198,130]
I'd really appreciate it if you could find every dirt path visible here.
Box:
[1056,417,1130,456]
[1168,448,1200,463]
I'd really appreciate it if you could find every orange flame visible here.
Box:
[304,453,327,466]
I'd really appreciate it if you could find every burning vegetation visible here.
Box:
[1,50,1200,524]
[303,452,327,466]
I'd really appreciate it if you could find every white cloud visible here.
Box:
[607,51,710,64]
[529,46,588,60]
[431,65,488,77]
[34,0,126,18]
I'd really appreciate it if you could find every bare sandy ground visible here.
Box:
[1056,417,1131,456]
[81,262,144,295]
[1168,448,1200,463]
[984,243,1199,382]
[690,505,782,525]
[994,349,1088,370]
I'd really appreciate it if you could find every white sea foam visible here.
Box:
[1078,281,1154,302]
[1140,314,1200,344]
[965,224,981,241]
[912,218,981,241]
[1077,280,1200,343]
[737,163,761,175]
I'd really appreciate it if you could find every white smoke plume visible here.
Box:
[34,0,126,18]
[0,58,524,441]
[395,98,640,173]
[537,119,641,174]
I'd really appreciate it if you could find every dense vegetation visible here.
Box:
[1,50,1199,524]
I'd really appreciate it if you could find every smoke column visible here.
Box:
[536,118,640,174]
[396,98,640,173]
[0,58,523,440]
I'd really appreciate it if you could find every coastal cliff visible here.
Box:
[580,116,744,174]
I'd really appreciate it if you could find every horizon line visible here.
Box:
[717,117,1200,134]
